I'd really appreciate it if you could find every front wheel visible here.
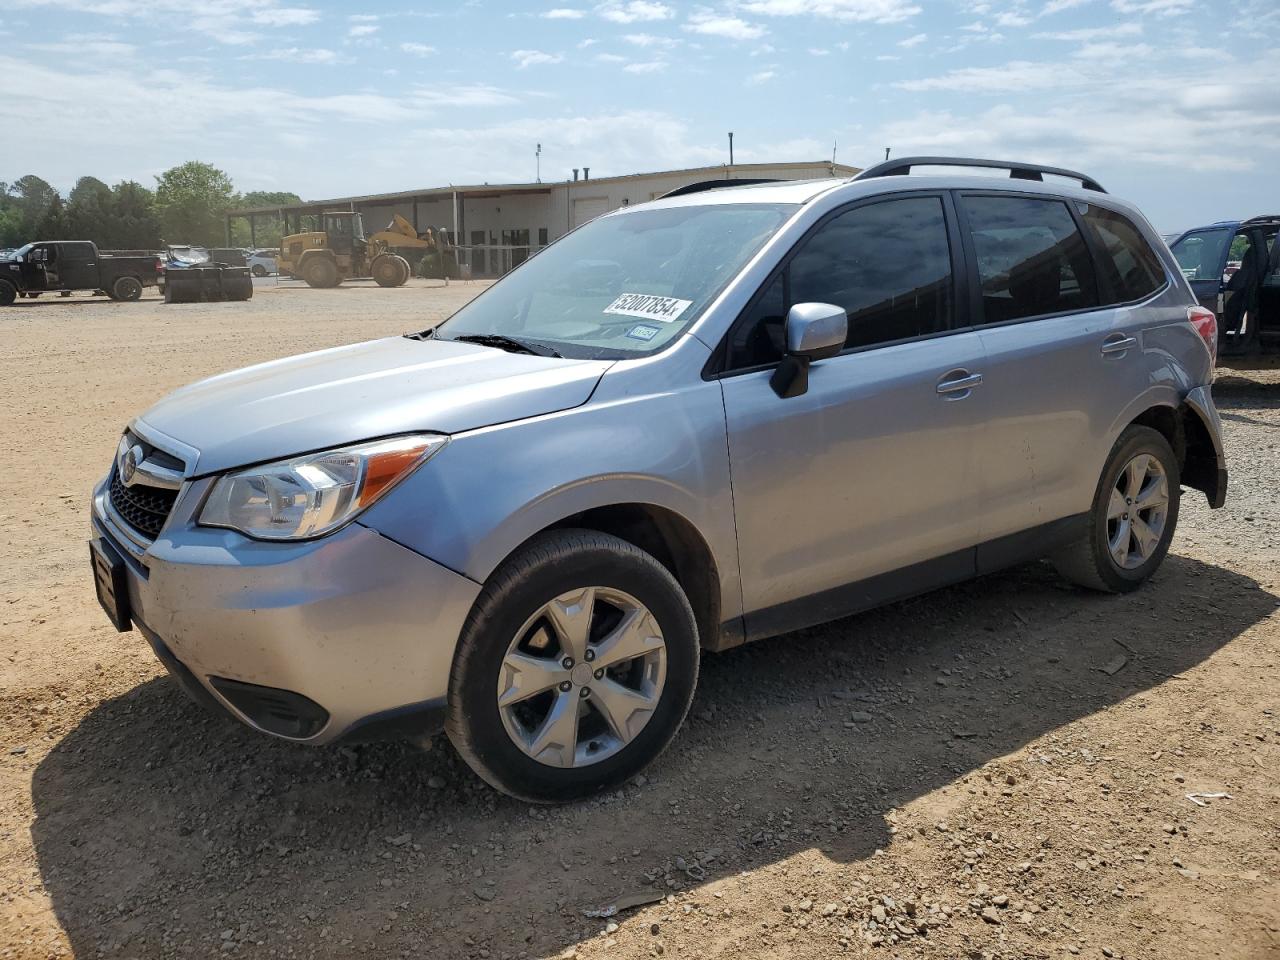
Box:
[0,281,16,306]
[250,264,267,277]
[446,530,699,802]
[1052,425,1180,593]
[372,254,410,287]
[302,256,338,289]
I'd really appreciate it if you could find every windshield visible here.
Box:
[1170,228,1231,281]
[11,243,34,259]
[437,202,796,359]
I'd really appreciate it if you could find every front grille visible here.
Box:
[109,471,178,539]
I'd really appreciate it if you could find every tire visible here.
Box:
[447,529,699,803]
[302,256,338,289]
[372,254,410,287]
[251,264,267,278]
[0,281,15,306]
[111,276,143,302]
[1051,425,1180,593]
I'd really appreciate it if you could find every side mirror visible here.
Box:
[770,302,847,398]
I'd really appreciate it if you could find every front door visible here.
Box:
[1169,225,1233,316]
[718,194,987,637]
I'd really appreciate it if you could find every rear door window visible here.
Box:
[1080,205,1166,303]
[64,242,96,260]
[961,195,1099,324]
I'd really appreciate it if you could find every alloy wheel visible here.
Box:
[1107,453,1169,569]
[497,587,666,768]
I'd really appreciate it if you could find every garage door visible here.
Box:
[572,196,612,228]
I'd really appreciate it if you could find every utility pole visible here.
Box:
[536,143,542,183]
[728,131,734,166]
[884,146,891,161]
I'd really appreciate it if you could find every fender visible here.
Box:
[1183,384,1228,508]
[358,375,745,621]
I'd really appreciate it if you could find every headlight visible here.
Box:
[199,434,447,540]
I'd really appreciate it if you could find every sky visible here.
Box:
[1,0,1277,232]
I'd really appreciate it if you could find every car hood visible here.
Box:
[136,336,613,475]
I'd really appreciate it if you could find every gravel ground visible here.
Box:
[1,283,1277,960]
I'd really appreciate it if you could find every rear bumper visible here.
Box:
[91,476,479,744]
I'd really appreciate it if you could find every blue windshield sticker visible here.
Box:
[626,324,661,342]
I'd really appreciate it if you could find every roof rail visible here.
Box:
[659,178,781,199]
[1242,214,1280,225]
[852,156,1106,194]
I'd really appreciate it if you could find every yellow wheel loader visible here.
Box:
[278,213,450,289]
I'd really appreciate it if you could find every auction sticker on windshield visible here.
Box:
[603,293,693,323]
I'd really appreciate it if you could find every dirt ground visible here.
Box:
[1,281,1277,960]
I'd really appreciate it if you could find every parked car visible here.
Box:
[1,241,160,305]
[90,157,1227,802]
[247,248,279,277]
[1168,215,1280,357]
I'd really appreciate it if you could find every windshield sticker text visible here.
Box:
[604,293,693,324]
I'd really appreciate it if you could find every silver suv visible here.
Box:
[90,157,1228,802]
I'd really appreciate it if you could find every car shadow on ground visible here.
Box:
[30,554,1276,958]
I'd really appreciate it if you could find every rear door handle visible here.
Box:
[936,371,983,397]
[1100,335,1138,356]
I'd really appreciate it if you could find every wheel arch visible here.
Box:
[1123,392,1226,508]
[485,500,724,653]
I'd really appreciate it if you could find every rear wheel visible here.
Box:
[112,276,143,302]
[251,264,267,278]
[302,256,338,289]
[447,530,699,803]
[0,281,16,306]
[1052,425,1180,593]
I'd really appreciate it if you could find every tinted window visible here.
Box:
[65,242,96,260]
[1081,205,1165,303]
[1170,228,1231,282]
[962,195,1098,323]
[728,196,954,367]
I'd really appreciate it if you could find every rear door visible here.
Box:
[58,242,101,290]
[960,194,1166,552]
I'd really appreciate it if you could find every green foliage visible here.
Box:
[154,161,237,247]
[230,190,302,248]
[0,165,295,251]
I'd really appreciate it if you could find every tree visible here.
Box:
[3,175,61,242]
[65,176,114,244]
[110,181,162,250]
[231,190,302,247]
[33,195,67,240]
[154,161,236,246]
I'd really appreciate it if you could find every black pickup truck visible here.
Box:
[0,241,161,306]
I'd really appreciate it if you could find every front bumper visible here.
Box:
[91,475,480,744]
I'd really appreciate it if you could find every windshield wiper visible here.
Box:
[405,326,436,341]
[451,333,562,358]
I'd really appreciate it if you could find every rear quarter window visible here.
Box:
[1081,205,1166,303]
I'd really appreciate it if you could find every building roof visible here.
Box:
[226,161,861,217]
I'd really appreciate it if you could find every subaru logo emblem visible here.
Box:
[121,444,144,485]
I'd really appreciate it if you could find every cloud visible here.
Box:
[400,42,436,56]
[1040,0,1091,13]
[739,0,920,24]
[542,7,586,17]
[624,60,668,72]
[28,37,136,57]
[808,46,830,54]
[1033,22,1142,39]
[417,85,521,107]
[7,0,322,43]
[596,1,673,23]
[898,59,1084,92]
[578,37,599,47]
[1111,0,1193,12]
[898,32,927,46]
[684,12,767,39]
[994,10,1033,26]
[349,13,379,21]
[1073,40,1153,58]
[511,49,565,67]
[594,52,628,62]
[348,24,378,37]
[240,47,345,64]
[748,69,776,83]
[623,32,681,46]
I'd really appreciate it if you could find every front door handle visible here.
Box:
[936,371,983,398]
[1100,334,1138,356]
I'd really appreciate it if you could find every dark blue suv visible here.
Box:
[1168,216,1280,357]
